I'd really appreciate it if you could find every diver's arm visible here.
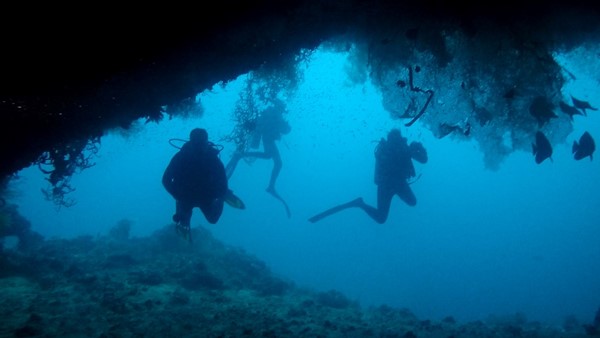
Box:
[280,120,291,135]
[409,141,428,163]
[162,157,178,197]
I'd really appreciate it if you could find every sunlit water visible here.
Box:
[10,47,600,326]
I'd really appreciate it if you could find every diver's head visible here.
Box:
[189,128,208,146]
[388,128,402,143]
[263,100,287,119]
[272,98,286,112]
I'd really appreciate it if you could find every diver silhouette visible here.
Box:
[163,128,244,242]
[226,102,292,217]
[309,128,427,224]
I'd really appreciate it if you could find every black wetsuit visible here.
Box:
[162,141,228,226]
[308,130,428,224]
[364,136,428,223]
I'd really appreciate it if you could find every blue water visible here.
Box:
[11,48,600,326]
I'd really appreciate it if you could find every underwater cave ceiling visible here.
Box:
[1,0,600,185]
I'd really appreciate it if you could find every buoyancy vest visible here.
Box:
[169,142,227,202]
[374,137,415,186]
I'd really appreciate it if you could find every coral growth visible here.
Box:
[0,224,596,337]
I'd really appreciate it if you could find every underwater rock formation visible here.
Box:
[1,224,595,337]
[2,1,600,184]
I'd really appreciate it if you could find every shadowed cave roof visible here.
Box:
[2,0,600,187]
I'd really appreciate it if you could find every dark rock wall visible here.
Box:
[2,0,599,181]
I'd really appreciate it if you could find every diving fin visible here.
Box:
[225,189,246,209]
[308,198,363,223]
[175,223,192,244]
[267,187,291,218]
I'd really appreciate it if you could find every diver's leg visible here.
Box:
[308,197,365,223]
[260,140,290,217]
[226,140,272,180]
[244,137,277,161]
[175,200,193,227]
[265,141,281,193]
[174,200,193,241]
[397,182,417,206]
[357,185,393,224]
[200,198,225,225]
[242,151,271,159]
[225,151,243,180]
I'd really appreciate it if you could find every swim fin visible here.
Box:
[225,189,246,209]
[308,198,363,223]
[266,187,291,218]
[175,223,193,244]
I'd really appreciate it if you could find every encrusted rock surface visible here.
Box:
[1,225,595,337]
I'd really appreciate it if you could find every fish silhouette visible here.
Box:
[532,131,553,164]
[529,96,557,127]
[559,101,584,121]
[571,95,597,116]
[572,131,595,161]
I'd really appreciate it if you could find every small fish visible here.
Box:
[437,119,470,138]
[571,95,597,116]
[559,101,584,121]
[437,123,460,138]
[529,96,557,127]
[532,131,553,164]
[572,131,595,161]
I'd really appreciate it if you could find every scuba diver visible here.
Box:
[162,128,244,242]
[309,128,428,224]
[225,102,292,218]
